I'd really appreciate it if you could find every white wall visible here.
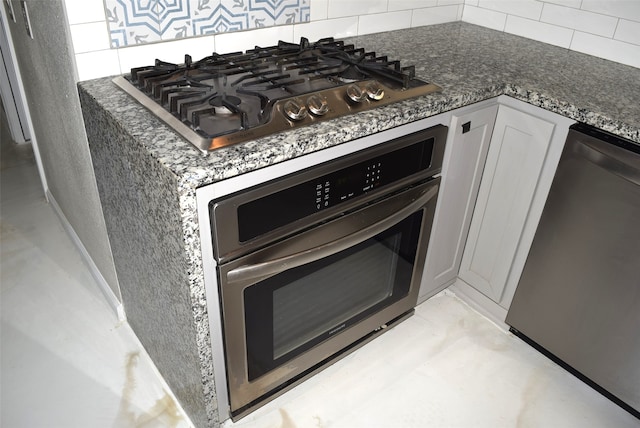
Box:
[66,0,465,81]
[3,0,121,304]
[463,0,640,68]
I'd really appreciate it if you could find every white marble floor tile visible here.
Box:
[224,292,639,428]
[0,139,192,427]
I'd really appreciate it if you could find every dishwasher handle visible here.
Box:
[225,183,438,285]
[569,126,640,186]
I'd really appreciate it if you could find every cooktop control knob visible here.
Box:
[283,99,308,121]
[346,84,367,103]
[365,82,385,101]
[307,94,329,116]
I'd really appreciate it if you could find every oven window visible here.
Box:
[244,211,422,381]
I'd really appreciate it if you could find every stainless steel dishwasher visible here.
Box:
[506,122,640,418]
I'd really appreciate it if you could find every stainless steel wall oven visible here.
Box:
[199,123,447,420]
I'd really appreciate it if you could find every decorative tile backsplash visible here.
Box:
[67,0,639,81]
[105,0,310,48]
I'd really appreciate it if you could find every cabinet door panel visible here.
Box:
[419,105,497,301]
[459,105,554,304]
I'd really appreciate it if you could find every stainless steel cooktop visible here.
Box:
[113,37,441,153]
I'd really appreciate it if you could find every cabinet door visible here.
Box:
[419,104,498,302]
[458,105,555,307]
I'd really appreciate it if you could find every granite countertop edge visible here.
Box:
[79,77,638,191]
[77,22,640,190]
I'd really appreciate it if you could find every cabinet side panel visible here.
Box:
[420,104,497,301]
[79,86,213,428]
[459,105,554,303]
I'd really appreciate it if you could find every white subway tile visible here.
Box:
[327,0,387,19]
[543,0,582,8]
[504,15,573,48]
[116,36,216,72]
[580,0,640,22]
[293,17,359,41]
[75,50,120,81]
[478,0,543,20]
[357,11,413,35]
[64,0,106,24]
[615,19,640,46]
[180,35,220,58]
[541,3,618,38]
[214,26,295,54]
[438,0,464,5]
[388,0,437,12]
[310,0,329,21]
[571,31,640,68]
[70,22,110,54]
[465,0,480,6]
[462,5,507,31]
[412,5,461,27]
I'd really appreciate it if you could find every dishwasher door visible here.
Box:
[506,123,640,418]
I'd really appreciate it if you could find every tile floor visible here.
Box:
[0,105,192,427]
[2,105,638,428]
[224,291,639,428]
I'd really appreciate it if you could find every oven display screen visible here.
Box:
[237,137,434,242]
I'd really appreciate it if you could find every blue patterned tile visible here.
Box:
[247,5,275,28]
[299,3,310,22]
[210,4,250,33]
[106,0,310,46]
[109,28,128,48]
[106,0,163,46]
[190,0,224,35]
[250,0,309,25]
[216,0,251,31]
[161,2,191,39]
[157,0,191,32]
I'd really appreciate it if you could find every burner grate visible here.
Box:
[114,37,441,152]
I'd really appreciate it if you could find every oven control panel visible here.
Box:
[315,181,331,210]
[236,135,436,243]
[314,159,385,211]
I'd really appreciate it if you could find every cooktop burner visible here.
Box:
[113,37,441,153]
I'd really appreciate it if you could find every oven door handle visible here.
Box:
[226,183,438,285]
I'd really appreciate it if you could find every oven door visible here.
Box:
[218,178,439,415]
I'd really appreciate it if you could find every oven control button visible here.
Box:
[307,94,329,116]
[283,100,307,121]
[346,84,366,103]
[365,82,385,101]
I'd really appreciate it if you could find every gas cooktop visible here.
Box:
[113,37,441,153]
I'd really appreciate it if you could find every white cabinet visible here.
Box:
[456,98,575,319]
[419,102,498,302]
